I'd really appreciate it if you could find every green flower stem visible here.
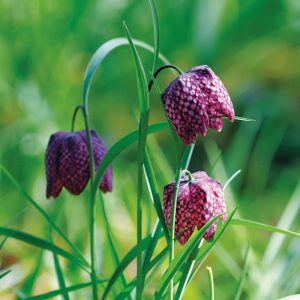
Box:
[81,106,98,300]
[169,145,194,300]
[98,193,128,288]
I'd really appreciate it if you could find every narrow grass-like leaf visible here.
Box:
[148,0,159,74]
[16,251,44,299]
[0,236,8,249]
[83,38,170,110]
[231,219,300,239]
[234,247,249,300]
[223,170,242,190]
[102,234,157,299]
[144,149,170,242]
[0,269,11,280]
[175,240,203,300]
[207,267,215,300]
[155,213,224,299]
[26,279,109,300]
[177,208,237,293]
[93,122,168,191]
[0,227,87,271]
[123,21,151,299]
[0,165,88,268]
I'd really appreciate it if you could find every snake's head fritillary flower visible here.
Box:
[45,130,112,198]
[162,65,235,144]
[163,171,227,245]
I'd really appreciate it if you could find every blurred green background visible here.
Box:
[1,0,300,299]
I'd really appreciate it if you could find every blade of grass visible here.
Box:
[177,208,238,293]
[0,236,8,249]
[231,218,300,239]
[123,22,150,299]
[0,164,88,269]
[93,122,168,191]
[83,38,170,111]
[102,233,160,299]
[233,247,249,300]
[26,279,109,300]
[148,0,159,74]
[207,267,214,300]
[0,227,87,271]
[175,239,203,300]
[0,269,11,280]
[16,251,44,299]
[144,149,170,242]
[98,192,127,288]
[155,213,226,299]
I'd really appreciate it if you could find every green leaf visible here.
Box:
[155,213,225,299]
[26,279,109,300]
[102,233,162,299]
[148,0,159,74]
[231,218,300,239]
[0,164,88,268]
[207,267,215,300]
[83,38,170,111]
[0,227,87,271]
[93,122,168,191]
[233,247,249,300]
[0,269,11,280]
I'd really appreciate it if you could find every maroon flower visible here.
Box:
[45,130,112,198]
[163,171,227,245]
[162,65,235,144]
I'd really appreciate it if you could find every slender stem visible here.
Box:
[181,169,194,182]
[207,267,214,300]
[148,64,183,91]
[80,107,98,300]
[71,105,84,132]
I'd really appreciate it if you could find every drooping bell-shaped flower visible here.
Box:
[163,171,227,245]
[45,130,112,198]
[162,65,235,144]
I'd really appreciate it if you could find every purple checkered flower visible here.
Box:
[162,65,235,144]
[163,171,227,245]
[45,130,112,198]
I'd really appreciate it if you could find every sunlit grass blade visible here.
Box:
[102,234,158,299]
[207,267,215,300]
[234,246,249,300]
[0,164,88,268]
[155,213,225,299]
[231,218,300,239]
[0,269,11,280]
[148,0,159,73]
[0,227,87,271]
[26,279,109,300]
[223,170,241,190]
[83,38,170,110]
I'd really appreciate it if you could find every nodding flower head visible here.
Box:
[162,65,235,144]
[163,171,227,245]
[45,130,112,198]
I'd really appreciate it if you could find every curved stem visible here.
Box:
[80,106,98,300]
[148,64,183,92]
[71,105,84,132]
[181,169,194,182]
